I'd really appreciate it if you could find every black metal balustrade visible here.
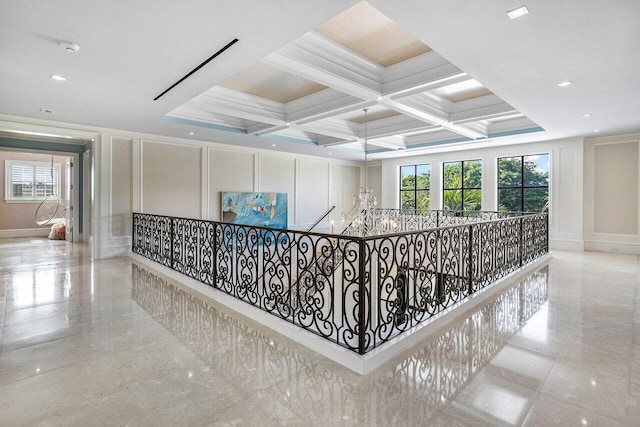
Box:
[132,209,548,354]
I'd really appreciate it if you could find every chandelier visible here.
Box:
[340,108,387,236]
[354,109,377,209]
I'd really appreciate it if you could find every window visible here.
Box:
[443,160,482,211]
[400,164,430,210]
[498,154,549,212]
[5,160,61,202]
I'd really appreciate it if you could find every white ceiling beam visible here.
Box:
[295,118,359,142]
[487,117,538,134]
[261,32,383,101]
[270,127,349,146]
[167,107,249,129]
[381,97,487,139]
[262,51,381,100]
[297,32,384,81]
[171,87,286,128]
[449,94,519,124]
[383,51,468,99]
[366,136,406,150]
[285,88,375,125]
[247,123,291,136]
[404,129,465,146]
[316,135,353,146]
[364,114,439,140]
[457,121,489,136]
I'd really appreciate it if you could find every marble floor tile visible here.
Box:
[1,239,640,425]
[481,344,556,392]
[23,389,152,427]
[523,393,627,427]
[440,370,538,426]
[540,362,629,422]
[124,366,240,427]
[0,356,127,426]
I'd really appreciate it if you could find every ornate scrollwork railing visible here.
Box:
[132,209,548,354]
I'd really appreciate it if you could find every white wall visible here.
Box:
[92,130,362,257]
[110,137,132,238]
[584,134,640,254]
[379,138,585,251]
[141,140,202,218]
[4,114,639,256]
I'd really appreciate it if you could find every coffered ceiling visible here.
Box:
[1,0,639,160]
[167,2,540,154]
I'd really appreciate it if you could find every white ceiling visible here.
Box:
[1,0,639,161]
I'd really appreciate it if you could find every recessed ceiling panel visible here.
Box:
[485,113,525,124]
[341,107,401,123]
[162,1,544,156]
[431,79,493,103]
[218,62,326,103]
[315,2,431,66]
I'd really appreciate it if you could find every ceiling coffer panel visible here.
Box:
[166,1,542,154]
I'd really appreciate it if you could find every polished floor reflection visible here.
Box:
[1,238,639,426]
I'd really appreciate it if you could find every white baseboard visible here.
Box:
[584,240,640,255]
[99,244,130,259]
[550,239,584,251]
[129,251,551,375]
[0,228,50,239]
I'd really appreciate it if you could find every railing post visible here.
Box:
[358,238,366,355]
[519,216,523,267]
[213,223,218,288]
[545,214,549,253]
[170,217,174,270]
[468,224,473,296]
[436,229,443,305]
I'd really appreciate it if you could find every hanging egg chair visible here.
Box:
[34,156,63,226]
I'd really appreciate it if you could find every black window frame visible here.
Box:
[442,159,482,211]
[399,163,430,211]
[497,153,549,212]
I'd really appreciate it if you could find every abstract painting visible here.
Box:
[221,191,288,229]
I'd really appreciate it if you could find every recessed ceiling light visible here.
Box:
[583,113,591,118]
[376,96,382,101]
[188,131,195,135]
[507,5,529,20]
[51,74,66,81]
[593,129,599,132]
[59,41,80,53]
[285,122,290,126]
[558,80,573,87]
[271,144,277,147]
[40,107,53,113]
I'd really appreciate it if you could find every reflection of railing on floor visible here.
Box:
[131,263,549,422]
[131,209,548,355]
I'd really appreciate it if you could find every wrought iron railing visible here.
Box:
[340,208,527,236]
[132,209,548,354]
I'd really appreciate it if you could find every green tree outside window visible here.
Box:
[400,164,430,211]
[498,154,549,212]
[443,160,482,211]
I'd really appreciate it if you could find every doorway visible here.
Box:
[0,148,80,243]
